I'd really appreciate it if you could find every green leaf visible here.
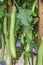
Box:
[15,19,20,31]
[33,18,39,24]
[23,26,31,33]
[17,8,32,26]
[0,4,6,18]
[26,38,32,47]
[0,0,3,2]
[34,44,39,50]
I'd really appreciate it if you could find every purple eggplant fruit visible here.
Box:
[32,48,38,55]
[0,62,6,65]
[16,40,21,48]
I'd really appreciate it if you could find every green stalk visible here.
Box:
[3,17,11,65]
[24,30,32,65]
[37,37,43,65]
[0,23,4,61]
[32,0,37,17]
[21,32,25,45]
[3,17,7,35]
[26,30,32,52]
[1,34,5,61]
[6,38,11,65]
[24,52,29,65]
[9,6,16,59]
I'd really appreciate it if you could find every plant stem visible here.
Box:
[1,34,5,61]
[9,6,16,59]
[37,37,43,65]
[3,17,11,65]
[24,52,29,65]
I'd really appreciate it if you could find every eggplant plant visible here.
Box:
[0,0,40,65]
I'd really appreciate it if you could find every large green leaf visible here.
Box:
[17,8,33,26]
